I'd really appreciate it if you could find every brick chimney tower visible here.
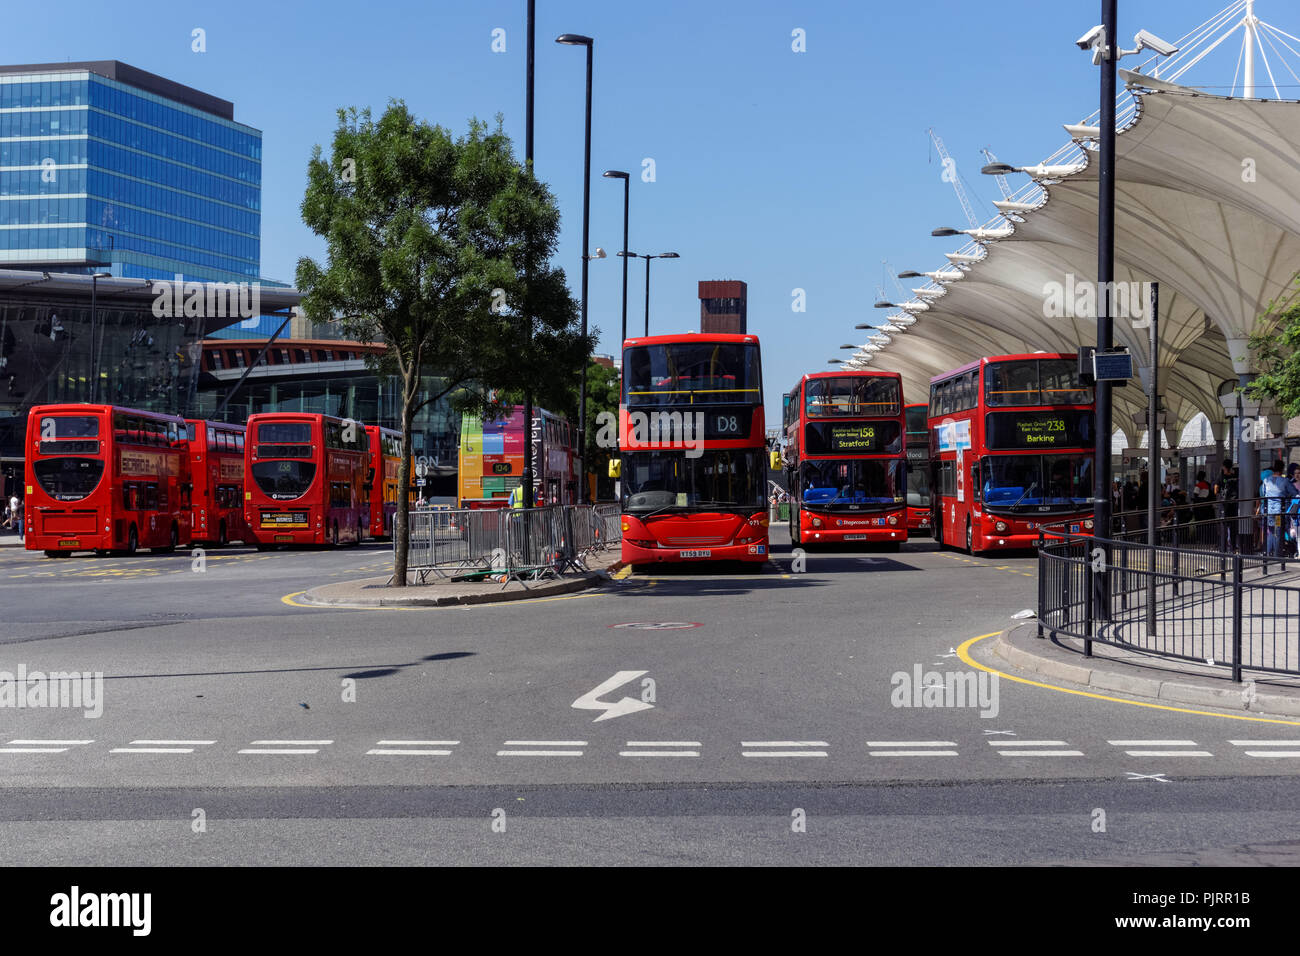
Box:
[698,280,747,334]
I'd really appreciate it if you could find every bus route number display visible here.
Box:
[985,410,1091,450]
[804,421,899,455]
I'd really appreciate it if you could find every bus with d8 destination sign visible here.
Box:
[614,332,769,566]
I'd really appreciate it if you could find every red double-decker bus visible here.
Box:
[186,419,246,546]
[905,403,932,535]
[365,424,403,539]
[616,332,769,566]
[781,371,907,549]
[928,353,1095,554]
[243,413,369,548]
[24,403,192,557]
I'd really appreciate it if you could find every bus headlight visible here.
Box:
[887,515,899,526]
[1084,519,1094,530]
[811,516,822,529]
[995,520,1008,533]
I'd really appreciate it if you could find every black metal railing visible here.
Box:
[1038,523,1300,682]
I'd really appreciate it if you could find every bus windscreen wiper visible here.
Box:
[1008,480,1038,509]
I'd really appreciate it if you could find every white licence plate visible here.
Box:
[845,534,867,541]
[679,550,712,559]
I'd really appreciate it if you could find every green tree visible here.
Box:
[296,103,589,585]
[1245,273,1300,417]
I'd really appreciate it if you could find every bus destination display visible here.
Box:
[984,410,1092,449]
[804,421,901,455]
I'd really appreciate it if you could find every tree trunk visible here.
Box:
[392,367,419,587]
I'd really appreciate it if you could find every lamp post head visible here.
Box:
[602,170,629,180]
[896,270,922,279]
[556,33,593,46]
[658,252,680,259]
[930,227,961,238]
[873,300,895,309]
[980,162,1018,176]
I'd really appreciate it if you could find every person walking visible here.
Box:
[1192,469,1214,525]
[1287,462,1300,557]
[1217,459,1238,550]
[10,492,21,542]
[1261,460,1295,558]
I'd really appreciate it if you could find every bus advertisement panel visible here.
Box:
[781,371,907,548]
[24,403,192,556]
[617,333,768,565]
[457,406,576,508]
[186,419,246,546]
[905,402,932,535]
[928,353,1095,554]
[244,413,368,547]
[365,424,403,538]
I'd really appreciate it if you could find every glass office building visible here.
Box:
[0,61,261,284]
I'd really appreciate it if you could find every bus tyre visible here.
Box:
[355,521,363,546]
[217,522,228,547]
[156,523,179,554]
[126,525,139,556]
[331,522,339,547]
[255,542,274,552]
[934,519,944,550]
[966,520,978,556]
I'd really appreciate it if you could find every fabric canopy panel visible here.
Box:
[872,69,1300,434]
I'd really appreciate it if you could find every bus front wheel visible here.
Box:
[966,520,981,556]
[331,522,339,547]
[125,525,139,556]
[217,521,228,547]
[155,523,179,554]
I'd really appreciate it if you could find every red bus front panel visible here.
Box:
[187,420,247,545]
[929,354,1095,554]
[618,333,768,565]
[25,404,192,554]
[782,371,908,545]
[244,414,368,546]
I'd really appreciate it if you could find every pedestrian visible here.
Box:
[1261,459,1295,557]
[10,493,21,541]
[1288,462,1300,557]
[1217,459,1238,550]
[1192,469,1214,524]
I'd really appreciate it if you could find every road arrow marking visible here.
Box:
[572,670,654,722]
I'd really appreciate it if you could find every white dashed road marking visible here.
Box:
[620,741,700,757]
[867,741,958,756]
[497,740,586,757]
[366,739,460,756]
[741,741,827,757]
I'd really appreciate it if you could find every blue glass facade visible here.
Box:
[0,65,262,284]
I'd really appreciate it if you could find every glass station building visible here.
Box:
[0,60,261,285]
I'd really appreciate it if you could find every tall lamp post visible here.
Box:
[522,0,536,511]
[557,32,594,502]
[602,170,630,346]
[618,252,679,336]
[89,272,111,403]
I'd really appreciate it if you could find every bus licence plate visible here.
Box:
[275,534,294,542]
[679,550,711,559]
[845,534,866,541]
[58,539,79,548]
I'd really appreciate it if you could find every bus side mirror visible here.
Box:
[608,459,621,479]
[769,451,781,470]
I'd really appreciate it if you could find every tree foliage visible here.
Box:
[1245,273,1300,417]
[296,102,590,584]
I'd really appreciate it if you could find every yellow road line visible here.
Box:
[958,631,1300,726]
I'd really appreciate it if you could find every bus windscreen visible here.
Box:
[623,343,761,406]
[805,376,900,417]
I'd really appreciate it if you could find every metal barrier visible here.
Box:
[397,504,622,586]
[1038,526,1300,681]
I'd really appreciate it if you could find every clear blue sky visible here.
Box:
[2,0,1263,423]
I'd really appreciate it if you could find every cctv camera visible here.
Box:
[1134,29,1178,57]
[1076,24,1105,50]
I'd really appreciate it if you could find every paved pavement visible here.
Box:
[2,528,1300,864]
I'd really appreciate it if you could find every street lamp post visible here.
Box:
[618,252,679,336]
[90,272,110,403]
[522,0,536,511]
[557,33,594,502]
[602,171,630,346]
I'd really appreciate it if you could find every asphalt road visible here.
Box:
[2,530,1299,865]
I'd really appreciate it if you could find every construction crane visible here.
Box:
[928,127,979,230]
[980,147,1014,200]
